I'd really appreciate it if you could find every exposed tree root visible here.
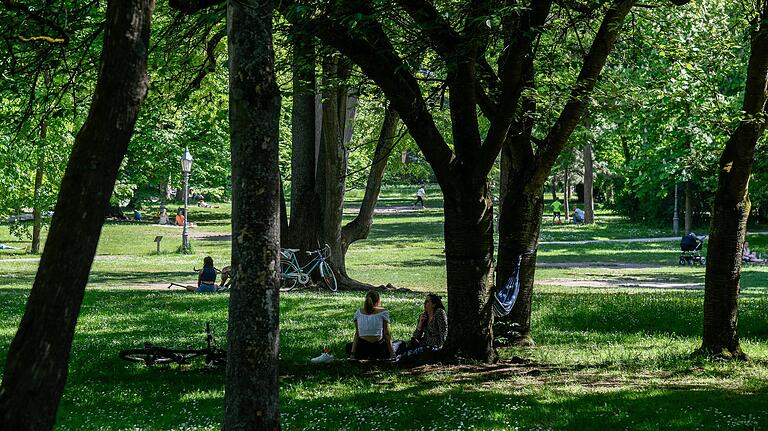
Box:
[691,345,749,361]
[335,271,413,292]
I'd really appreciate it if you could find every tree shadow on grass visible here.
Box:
[364,221,444,247]
[385,257,445,268]
[85,270,201,286]
[536,291,768,339]
[53,345,768,430]
[1,287,765,429]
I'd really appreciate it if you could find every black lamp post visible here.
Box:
[181,147,193,251]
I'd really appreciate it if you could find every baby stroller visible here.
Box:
[679,232,706,266]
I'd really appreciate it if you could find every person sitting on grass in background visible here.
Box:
[183,256,218,293]
[345,290,397,360]
[573,207,585,224]
[742,241,764,263]
[133,208,142,221]
[551,198,563,224]
[175,208,185,226]
[158,208,169,225]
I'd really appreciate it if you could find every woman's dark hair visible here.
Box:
[203,256,214,269]
[364,290,380,314]
[426,293,445,310]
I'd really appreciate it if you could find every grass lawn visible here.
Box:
[1,191,767,430]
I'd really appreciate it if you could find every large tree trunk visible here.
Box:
[320,55,353,276]
[224,0,281,428]
[697,17,767,359]
[0,1,154,428]
[287,35,321,251]
[224,0,281,429]
[280,179,289,246]
[31,121,46,254]
[494,124,542,346]
[338,103,400,290]
[495,0,637,345]
[583,141,595,224]
[443,179,496,362]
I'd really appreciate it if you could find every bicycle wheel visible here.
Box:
[319,261,338,292]
[205,349,228,367]
[119,348,178,366]
[280,260,299,291]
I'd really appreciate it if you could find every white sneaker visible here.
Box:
[310,352,335,364]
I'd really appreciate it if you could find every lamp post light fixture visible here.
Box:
[181,147,193,252]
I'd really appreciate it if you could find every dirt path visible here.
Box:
[540,231,768,245]
[537,277,702,290]
[537,262,664,269]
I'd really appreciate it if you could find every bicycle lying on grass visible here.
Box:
[119,323,226,367]
[280,244,338,292]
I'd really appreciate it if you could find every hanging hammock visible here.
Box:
[493,255,522,318]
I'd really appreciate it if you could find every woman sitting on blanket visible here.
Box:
[346,290,396,360]
[408,293,448,351]
[183,256,218,293]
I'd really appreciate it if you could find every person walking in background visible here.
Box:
[414,185,427,209]
[551,198,563,224]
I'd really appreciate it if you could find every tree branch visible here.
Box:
[475,0,552,178]
[532,0,637,188]
[1,0,70,45]
[395,0,462,59]
[168,0,224,14]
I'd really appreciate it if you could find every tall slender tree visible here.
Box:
[0,0,155,428]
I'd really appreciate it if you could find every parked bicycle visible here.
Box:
[119,323,226,367]
[280,244,338,292]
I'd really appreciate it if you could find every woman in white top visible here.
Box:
[346,290,395,359]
